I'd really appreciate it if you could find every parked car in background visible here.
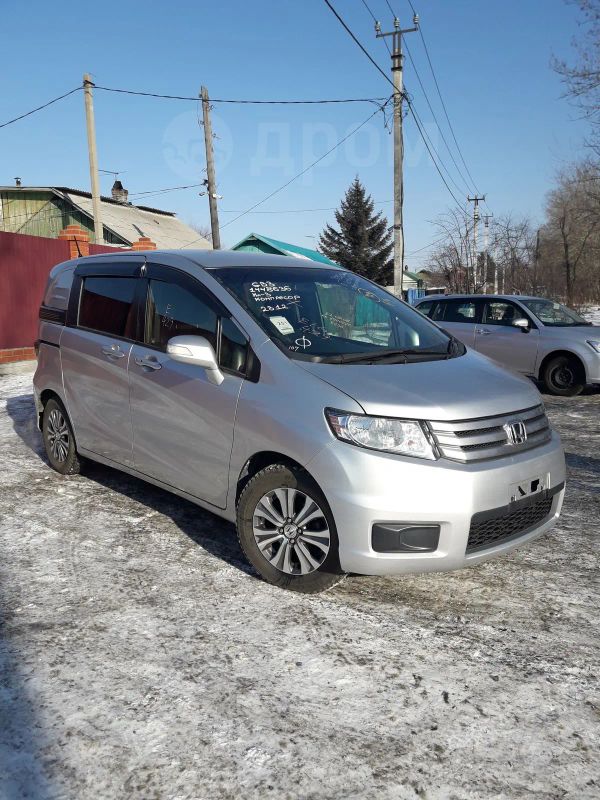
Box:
[415,294,600,396]
[34,253,565,592]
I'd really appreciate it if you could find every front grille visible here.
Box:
[427,404,552,463]
[467,495,554,553]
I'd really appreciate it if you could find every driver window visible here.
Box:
[146,279,217,350]
[483,301,519,327]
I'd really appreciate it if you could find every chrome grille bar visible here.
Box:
[428,405,552,463]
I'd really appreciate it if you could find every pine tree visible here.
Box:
[319,177,393,284]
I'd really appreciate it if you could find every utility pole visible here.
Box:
[83,74,103,245]
[468,195,485,291]
[533,228,541,294]
[483,213,493,293]
[376,13,419,298]
[200,86,221,250]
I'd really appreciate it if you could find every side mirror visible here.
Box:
[512,318,530,332]
[166,335,224,385]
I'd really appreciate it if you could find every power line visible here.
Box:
[403,41,472,194]
[403,0,480,195]
[221,200,394,214]
[0,87,81,129]
[322,0,468,210]
[406,93,466,199]
[181,97,393,246]
[322,0,396,91]
[404,95,464,207]
[93,84,387,105]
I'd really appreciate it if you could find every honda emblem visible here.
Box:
[504,421,527,445]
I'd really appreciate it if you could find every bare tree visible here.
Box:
[554,0,600,150]
[425,208,475,292]
[543,162,600,304]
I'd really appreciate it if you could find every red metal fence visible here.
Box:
[0,230,120,355]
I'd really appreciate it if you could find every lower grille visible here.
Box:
[467,495,555,553]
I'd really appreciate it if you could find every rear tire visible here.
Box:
[236,463,344,593]
[42,398,82,475]
[542,355,585,397]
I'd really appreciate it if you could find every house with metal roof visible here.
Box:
[0,181,210,249]
[232,232,338,266]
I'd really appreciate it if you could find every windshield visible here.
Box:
[519,298,592,327]
[210,266,458,362]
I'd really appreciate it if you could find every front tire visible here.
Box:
[542,355,585,397]
[42,398,82,475]
[236,464,344,593]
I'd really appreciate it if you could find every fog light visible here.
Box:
[372,523,440,553]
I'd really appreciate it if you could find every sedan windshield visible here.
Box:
[519,298,592,327]
[211,266,459,362]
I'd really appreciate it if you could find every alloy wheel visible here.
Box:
[252,488,331,575]
[47,408,70,462]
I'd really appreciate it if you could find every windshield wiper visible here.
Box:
[323,348,448,364]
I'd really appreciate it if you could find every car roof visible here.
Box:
[67,249,343,271]
[415,293,542,303]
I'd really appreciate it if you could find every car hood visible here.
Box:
[297,350,542,421]
[540,323,599,342]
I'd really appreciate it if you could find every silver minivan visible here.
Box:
[34,251,565,592]
[415,294,600,396]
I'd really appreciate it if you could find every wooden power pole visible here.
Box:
[376,14,419,298]
[83,74,103,245]
[200,86,221,250]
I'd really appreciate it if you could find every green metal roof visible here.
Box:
[232,232,338,266]
[403,270,422,283]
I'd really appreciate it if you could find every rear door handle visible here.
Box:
[475,328,493,335]
[134,355,162,371]
[101,345,126,359]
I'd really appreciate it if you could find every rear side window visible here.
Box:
[78,276,138,338]
[436,300,477,323]
[146,279,218,350]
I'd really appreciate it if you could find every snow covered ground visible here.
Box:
[1,371,599,800]
[583,305,600,325]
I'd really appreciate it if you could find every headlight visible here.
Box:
[325,409,436,460]
[586,340,600,354]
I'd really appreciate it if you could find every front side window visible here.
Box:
[146,280,217,350]
[210,267,458,363]
[220,317,248,373]
[78,276,138,338]
[416,300,434,317]
[483,301,521,326]
[519,298,591,327]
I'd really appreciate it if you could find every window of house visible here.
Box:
[78,276,138,338]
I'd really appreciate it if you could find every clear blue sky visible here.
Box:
[0,0,589,265]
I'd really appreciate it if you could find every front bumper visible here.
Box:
[307,432,565,576]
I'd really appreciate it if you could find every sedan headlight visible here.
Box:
[325,409,436,460]
[586,340,600,354]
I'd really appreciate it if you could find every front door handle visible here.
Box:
[134,355,162,371]
[101,345,126,359]
[475,328,493,335]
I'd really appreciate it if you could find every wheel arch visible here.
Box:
[38,388,66,429]
[538,349,587,383]
[235,450,317,505]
